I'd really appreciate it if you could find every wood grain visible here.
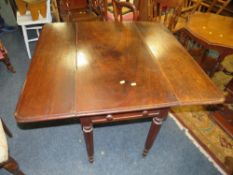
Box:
[185,12,233,49]
[15,22,224,123]
[135,22,224,106]
[75,22,177,116]
[15,23,77,122]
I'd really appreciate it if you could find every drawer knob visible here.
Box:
[142,110,148,116]
[106,114,113,121]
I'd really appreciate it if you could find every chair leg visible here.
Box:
[1,54,16,73]
[21,25,31,59]
[3,156,25,175]
[36,29,40,37]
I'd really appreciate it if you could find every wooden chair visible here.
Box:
[147,0,185,31]
[110,0,141,21]
[181,0,201,16]
[0,118,25,175]
[92,0,141,21]
[89,0,108,21]
[0,40,15,73]
[199,0,231,14]
[174,0,202,31]
[60,0,101,22]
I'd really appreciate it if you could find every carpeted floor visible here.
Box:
[172,105,233,173]
[0,30,222,175]
[171,54,233,174]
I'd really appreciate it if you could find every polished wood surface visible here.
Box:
[185,12,233,49]
[178,12,233,76]
[15,22,224,123]
[15,21,224,163]
[15,23,77,122]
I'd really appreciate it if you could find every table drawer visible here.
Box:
[91,109,161,124]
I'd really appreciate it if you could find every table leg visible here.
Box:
[143,109,169,157]
[80,118,94,163]
[209,52,228,77]
[198,48,208,66]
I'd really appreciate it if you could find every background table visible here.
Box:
[180,12,233,76]
[15,22,224,162]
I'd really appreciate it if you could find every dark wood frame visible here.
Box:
[147,0,184,31]
[0,54,16,73]
[14,22,224,165]
[0,41,15,73]
[80,108,169,162]
[111,0,141,21]
[91,0,142,21]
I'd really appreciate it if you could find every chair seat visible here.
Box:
[106,3,135,21]
[0,120,8,163]
[107,4,132,15]
[107,11,135,21]
[17,11,52,26]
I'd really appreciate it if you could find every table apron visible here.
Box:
[80,109,167,124]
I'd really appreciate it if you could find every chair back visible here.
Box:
[197,0,231,14]
[112,0,141,21]
[90,0,141,21]
[182,0,201,13]
[60,0,88,11]
[148,0,184,30]
[90,0,108,20]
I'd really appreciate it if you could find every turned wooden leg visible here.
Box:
[80,118,94,163]
[143,109,169,157]
[1,54,16,73]
[198,48,208,67]
[209,52,228,77]
[3,156,25,175]
[178,30,186,47]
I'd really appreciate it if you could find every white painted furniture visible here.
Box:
[17,0,52,59]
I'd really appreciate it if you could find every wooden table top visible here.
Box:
[15,22,224,123]
[185,12,233,49]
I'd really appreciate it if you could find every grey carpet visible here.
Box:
[0,30,221,175]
